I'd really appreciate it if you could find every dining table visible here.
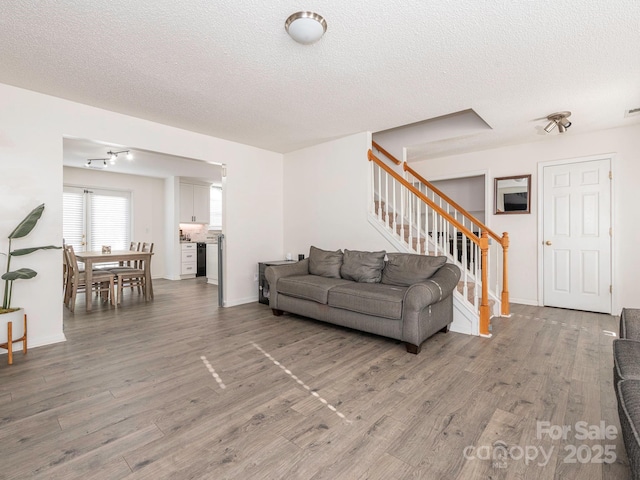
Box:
[75,250,154,312]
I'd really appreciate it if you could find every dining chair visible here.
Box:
[106,241,138,271]
[64,245,116,312]
[109,242,154,304]
[62,241,70,304]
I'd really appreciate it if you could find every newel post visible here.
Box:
[501,232,510,316]
[479,231,491,336]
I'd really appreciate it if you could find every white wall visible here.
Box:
[430,175,486,223]
[0,83,284,348]
[410,123,640,311]
[283,132,396,256]
[63,166,167,278]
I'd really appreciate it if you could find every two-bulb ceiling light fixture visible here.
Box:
[544,111,572,134]
[85,149,133,168]
[285,11,327,44]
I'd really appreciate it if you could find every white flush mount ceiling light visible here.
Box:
[544,111,572,134]
[285,11,327,44]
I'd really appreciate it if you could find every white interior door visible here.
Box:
[542,159,611,313]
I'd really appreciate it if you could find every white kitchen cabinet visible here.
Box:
[179,183,210,223]
[181,242,197,276]
[206,243,218,285]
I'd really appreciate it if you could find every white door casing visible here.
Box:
[542,158,612,313]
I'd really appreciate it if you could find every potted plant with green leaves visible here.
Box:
[1,203,59,364]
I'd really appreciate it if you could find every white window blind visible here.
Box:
[89,191,131,251]
[62,187,85,251]
[63,186,131,252]
[209,186,222,229]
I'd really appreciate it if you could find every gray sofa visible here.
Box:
[265,247,461,354]
[615,308,640,479]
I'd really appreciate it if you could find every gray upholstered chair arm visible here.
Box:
[403,263,461,311]
[265,258,309,286]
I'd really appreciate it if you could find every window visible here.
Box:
[209,186,222,229]
[63,186,131,252]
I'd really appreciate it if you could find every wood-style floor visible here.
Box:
[0,278,629,479]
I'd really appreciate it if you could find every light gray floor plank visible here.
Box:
[0,279,629,479]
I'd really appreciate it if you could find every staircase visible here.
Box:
[368,142,510,337]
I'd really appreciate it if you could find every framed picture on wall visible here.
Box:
[494,174,531,214]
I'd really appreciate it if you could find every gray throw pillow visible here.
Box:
[381,253,447,286]
[309,246,343,278]
[340,249,386,283]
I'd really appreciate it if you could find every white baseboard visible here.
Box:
[0,332,67,357]
[509,297,539,306]
[224,296,259,308]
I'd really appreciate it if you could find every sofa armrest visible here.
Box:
[265,259,309,309]
[265,258,309,285]
[402,263,461,347]
[404,263,461,311]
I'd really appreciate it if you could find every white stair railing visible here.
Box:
[369,149,510,336]
[403,163,510,319]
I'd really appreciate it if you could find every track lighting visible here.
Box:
[543,111,572,134]
[86,149,133,168]
[85,158,109,169]
[559,117,571,128]
[106,150,133,163]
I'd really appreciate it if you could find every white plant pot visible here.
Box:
[0,308,25,345]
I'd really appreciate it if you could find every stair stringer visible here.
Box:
[451,290,480,336]
[368,213,480,336]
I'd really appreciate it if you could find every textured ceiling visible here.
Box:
[2,0,640,159]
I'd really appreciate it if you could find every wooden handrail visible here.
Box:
[403,162,504,245]
[370,149,509,322]
[368,150,480,245]
[372,140,401,165]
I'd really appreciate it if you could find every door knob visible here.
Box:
[545,240,552,245]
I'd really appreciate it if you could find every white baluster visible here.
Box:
[486,238,491,313]
[392,178,397,233]
[376,165,382,221]
[453,227,459,268]
[416,199,421,254]
[400,184,405,243]
[407,190,413,249]
[473,242,479,311]
[370,160,375,214]
[462,235,469,302]
[385,171,389,228]
[438,213,444,255]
